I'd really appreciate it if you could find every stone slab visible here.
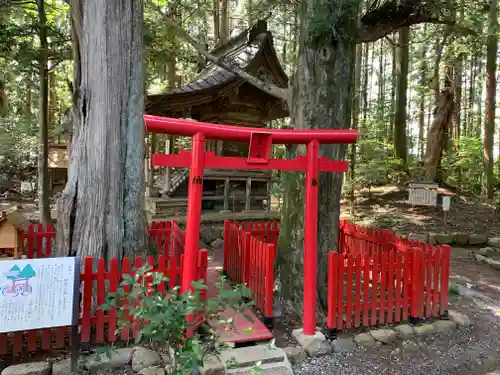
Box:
[85,347,134,370]
[354,332,376,346]
[449,310,471,327]
[413,324,435,336]
[469,234,488,245]
[370,329,397,344]
[1,362,51,375]
[52,359,71,375]
[284,346,307,364]
[395,324,414,339]
[219,345,285,369]
[292,329,332,357]
[332,337,358,353]
[226,361,294,375]
[132,347,162,372]
[433,320,457,333]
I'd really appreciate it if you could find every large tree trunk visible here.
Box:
[37,0,51,225]
[483,0,497,199]
[393,27,409,166]
[277,0,357,317]
[424,89,454,181]
[57,0,147,260]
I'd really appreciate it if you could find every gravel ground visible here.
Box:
[294,299,500,375]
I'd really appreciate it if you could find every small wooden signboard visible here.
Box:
[0,257,80,370]
[408,182,439,207]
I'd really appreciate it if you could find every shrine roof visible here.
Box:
[146,20,289,117]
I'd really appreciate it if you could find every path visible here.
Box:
[205,252,273,344]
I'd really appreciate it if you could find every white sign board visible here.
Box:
[442,196,451,212]
[408,183,439,207]
[0,257,80,333]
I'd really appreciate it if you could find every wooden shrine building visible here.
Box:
[146,20,289,218]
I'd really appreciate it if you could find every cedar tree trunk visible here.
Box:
[57,0,147,260]
[276,0,357,317]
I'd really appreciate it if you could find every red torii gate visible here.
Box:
[144,115,358,336]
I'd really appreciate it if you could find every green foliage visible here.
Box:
[441,136,484,195]
[98,265,257,374]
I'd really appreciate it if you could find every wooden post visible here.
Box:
[163,135,173,193]
[221,177,231,213]
[266,179,272,211]
[245,177,252,211]
[216,140,223,156]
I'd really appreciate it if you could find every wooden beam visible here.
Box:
[245,177,252,211]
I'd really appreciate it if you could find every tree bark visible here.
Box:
[277,0,357,317]
[424,89,454,181]
[349,44,363,205]
[483,0,497,198]
[394,27,409,165]
[37,0,51,225]
[57,0,147,261]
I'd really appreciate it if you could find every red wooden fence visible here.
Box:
[0,222,209,356]
[223,220,276,318]
[328,221,451,329]
[8,222,173,259]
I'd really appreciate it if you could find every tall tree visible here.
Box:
[483,0,497,198]
[393,27,409,166]
[36,0,51,225]
[57,0,147,260]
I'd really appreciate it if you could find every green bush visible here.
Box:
[98,265,257,374]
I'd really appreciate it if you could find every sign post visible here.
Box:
[442,196,451,225]
[0,257,80,368]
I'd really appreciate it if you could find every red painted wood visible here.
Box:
[95,259,106,343]
[81,257,93,343]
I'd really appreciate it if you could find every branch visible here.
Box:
[148,1,290,103]
[356,0,474,43]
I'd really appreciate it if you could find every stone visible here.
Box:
[353,332,376,346]
[469,234,488,245]
[283,346,307,364]
[201,226,222,244]
[487,237,500,248]
[132,347,162,372]
[448,310,471,327]
[413,324,435,336]
[1,362,51,375]
[85,347,134,370]
[138,366,166,375]
[408,233,429,243]
[52,359,71,375]
[432,320,457,333]
[484,371,500,375]
[292,329,332,357]
[395,324,414,339]
[201,355,225,375]
[226,362,293,375]
[370,329,398,344]
[434,233,453,245]
[211,238,225,251]
[479,247,496,256]
[486,257,500,270]
[331,337,357,353]
[476,254,488,263]
[453,233,469,246]
[219,345,286,369]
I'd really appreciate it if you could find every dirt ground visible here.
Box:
[340,185,500,236]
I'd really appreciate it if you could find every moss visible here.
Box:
[305,0,360,47]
